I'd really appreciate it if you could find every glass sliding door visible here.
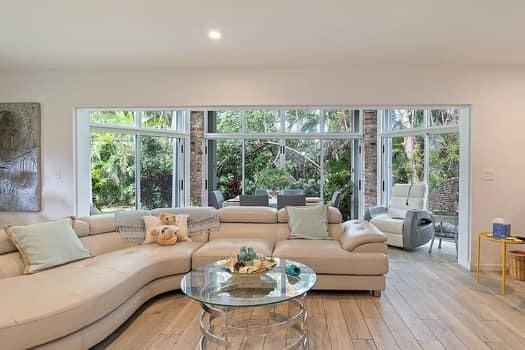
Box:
[90,132,136,211]
[323,139,354,219]
[139,136,174,210]
[244,139,281,194]
[284,139,321,196]
[428,133,460,233]
[207,139,242,201]
[390,135,425,185]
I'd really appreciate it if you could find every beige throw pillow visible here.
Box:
[5,218,91,274]
[287,205,329,240]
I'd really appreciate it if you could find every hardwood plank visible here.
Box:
[352,339,378,350]
[372,295,422,350]
[340,297,372,339]
[323,296,355,350]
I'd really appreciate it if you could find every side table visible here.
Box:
[476,232,525,295]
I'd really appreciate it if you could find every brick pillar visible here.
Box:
[363,110,378,207]
[190,111,204,206]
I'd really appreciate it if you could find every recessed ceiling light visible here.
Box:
[208,30,222,40]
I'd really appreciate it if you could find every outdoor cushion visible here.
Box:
[273,240,388,275]
[218,207,277,224]
[0,241,203,350]
[192,238,274,268]
[277,206,342,224]
[370,216,404,234]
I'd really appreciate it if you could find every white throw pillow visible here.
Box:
[287,205,329,239]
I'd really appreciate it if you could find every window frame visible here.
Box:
[76,108,190,214]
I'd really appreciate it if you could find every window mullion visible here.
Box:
[135,134,141,210]
[423,132,430,208]
[172,138,178,207]
[241,140,246,194]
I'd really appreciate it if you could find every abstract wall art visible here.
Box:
[0,103,41,212]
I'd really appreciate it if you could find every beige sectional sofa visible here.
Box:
[0,206,387,350]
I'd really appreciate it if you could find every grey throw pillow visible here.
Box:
[287,205,329,239]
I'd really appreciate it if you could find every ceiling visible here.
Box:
[1,0,525,70]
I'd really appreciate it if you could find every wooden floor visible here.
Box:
[96,243,525,350]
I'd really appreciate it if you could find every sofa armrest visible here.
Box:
[339,220,387,252]
[364,206,388,221]
[404,210,433,230]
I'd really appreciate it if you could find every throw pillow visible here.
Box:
[287,205,329,239]
[5,218,91,274]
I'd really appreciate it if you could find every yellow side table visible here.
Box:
[476,232,525,295]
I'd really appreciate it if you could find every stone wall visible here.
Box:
[429,177,459,213]
[189,111,204,206]
[363,110,378,208]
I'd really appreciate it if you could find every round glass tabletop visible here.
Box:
[180,258,316,307]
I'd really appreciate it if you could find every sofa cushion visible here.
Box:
[219,207,277,224]
[273,240,388,275]
[278,206,342,224]
[370,216,404,234]
[192,238,274,268]
[0,241,203,349]
[210,223,290,243]
[339,220,386,252]
[0,252,25,279]
[80,214,118,235]
[0,229,16,255]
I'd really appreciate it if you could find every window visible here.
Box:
[386,109,424,130]
[246,110,280,133]
[205,108,362,219]
[86,110,189,212]
[390,135,425,185]
[379,107,465,237]
[90,132,136,210]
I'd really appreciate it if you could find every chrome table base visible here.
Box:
[199,296,308,350]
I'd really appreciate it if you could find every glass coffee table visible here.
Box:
[180,258,316,349]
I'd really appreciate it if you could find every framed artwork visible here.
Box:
[0,103,41,212]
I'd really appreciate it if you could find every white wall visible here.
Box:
[1,65,524,268]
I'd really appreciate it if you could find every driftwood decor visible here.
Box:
[0,103,41,212]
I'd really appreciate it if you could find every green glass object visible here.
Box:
[238,246,257,266]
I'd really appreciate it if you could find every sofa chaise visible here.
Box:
[0,206,387,349]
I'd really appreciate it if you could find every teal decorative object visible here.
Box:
[286,263,301,277]
[237,246,257,266]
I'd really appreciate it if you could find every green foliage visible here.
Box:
[90,111,176,211]
[254,164,294,191]
[429,133,459,191]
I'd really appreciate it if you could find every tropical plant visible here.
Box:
[254,164,294,192]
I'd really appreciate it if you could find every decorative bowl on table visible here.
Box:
[216,246,276,274]
[216,256,276,274]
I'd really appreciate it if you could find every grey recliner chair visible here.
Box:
[364,184,433,250]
